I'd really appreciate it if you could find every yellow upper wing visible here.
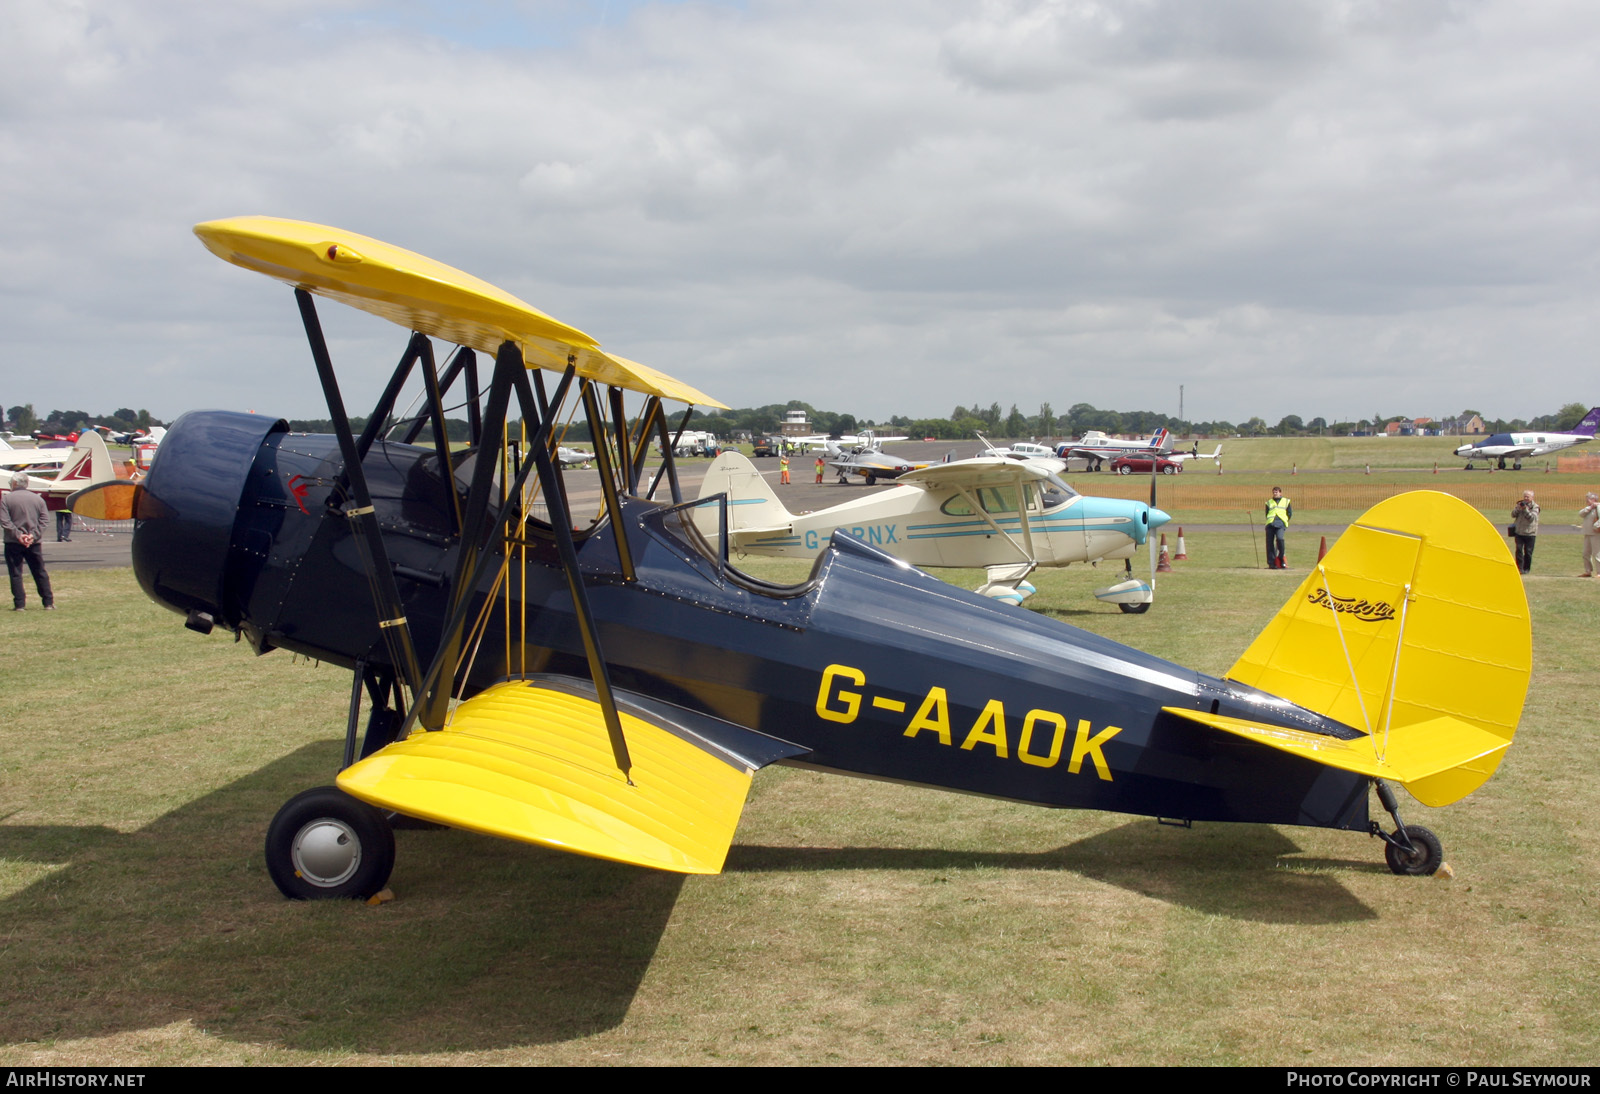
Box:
[194,216,726,408]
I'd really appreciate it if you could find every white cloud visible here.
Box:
[1,0,1596,426]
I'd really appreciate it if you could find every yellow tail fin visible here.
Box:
[1225,491,1530,806]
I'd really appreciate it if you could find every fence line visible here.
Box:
[1081,478,1600,511]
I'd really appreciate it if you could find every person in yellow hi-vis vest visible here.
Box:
[780,452,791,485]
[1264,486,1292,569]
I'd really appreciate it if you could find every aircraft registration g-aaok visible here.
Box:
[74,217,1531,899]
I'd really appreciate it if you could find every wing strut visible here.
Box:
[581,380,636,582]
[296,289,426,699]
[646,405,695,503]
[392,342,634,780]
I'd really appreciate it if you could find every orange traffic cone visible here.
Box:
[1174,527,1188,560]
[1157,535,1173,572]
[1317,535,1328,563]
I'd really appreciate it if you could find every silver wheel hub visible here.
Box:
[291,818,361,887]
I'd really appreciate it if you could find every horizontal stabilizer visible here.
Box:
[337,680,761,874]
[1162,707,1510,806]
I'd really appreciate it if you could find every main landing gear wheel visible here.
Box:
[1118,601,1151,614]
[266,786,395,899]
[1384,825,1443,876]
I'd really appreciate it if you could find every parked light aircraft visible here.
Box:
[0,438,75,476]
[98,425,168,447]
[1058,427,1172,471]
[974,433,1067,474]
[698,451,1166,610]
[557,446,594,468]
[824,433,934,484]
[70,217,1529,902]
[788,431,909,452]
[1168,444,1222,465]
[1455,408,1600,470]
[3,430,116,509]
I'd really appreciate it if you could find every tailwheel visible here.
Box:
[266,786,395,899]
[1384,825,1443,876]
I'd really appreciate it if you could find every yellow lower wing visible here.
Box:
[337,681,753,874]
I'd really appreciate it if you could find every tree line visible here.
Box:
[8,400,1590,444]
[6,405,161,436]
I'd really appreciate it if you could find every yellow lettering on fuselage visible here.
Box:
[1069,719,1122,781]
[812,665,1122,781]
[960,699,1008,758]
[1018,710,1067,768]
[817,664,865,723]
[905,687,951,745]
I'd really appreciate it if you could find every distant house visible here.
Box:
[1385,417,1436,436]
[1441,414,1485,436]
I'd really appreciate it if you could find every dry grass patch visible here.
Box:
[1,556,1596,1065]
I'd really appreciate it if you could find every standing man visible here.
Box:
[1264,485,1292,570]
[815,454,825,484]
[2,472,55,611]
[1579,492,1600,578]
[1511,489,1539,574]
[780,451,791,485]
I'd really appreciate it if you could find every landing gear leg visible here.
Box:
[1371,780,1443,876]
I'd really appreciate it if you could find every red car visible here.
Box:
[1110,454,1181,475]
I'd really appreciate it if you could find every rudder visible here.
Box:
[1226,490,1530,806]
[696,450,796,533]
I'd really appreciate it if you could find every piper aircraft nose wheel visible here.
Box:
[266,786,395,899]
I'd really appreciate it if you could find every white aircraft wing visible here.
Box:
[896,457,1058,489]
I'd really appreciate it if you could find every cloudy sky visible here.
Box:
[3,0,1595,427]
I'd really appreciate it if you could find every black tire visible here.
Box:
[865,474,876,486]
[1161,465,1176,475]
[1384,825,1443,876]
[1116,465,1131,475]
[1118,601,1151,614]
[265,786,395,900]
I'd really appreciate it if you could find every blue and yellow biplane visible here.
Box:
[75,217,1531,896]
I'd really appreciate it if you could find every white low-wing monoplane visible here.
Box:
[974,433,1067,474]
[1167,443,1222,465]
[696,451,1171,611]
[1455,408,1600,470]
[1058,427,1173,471]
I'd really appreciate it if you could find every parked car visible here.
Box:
[1110,454,1182,475]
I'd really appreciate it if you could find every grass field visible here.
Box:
[1,539,1597,1066]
